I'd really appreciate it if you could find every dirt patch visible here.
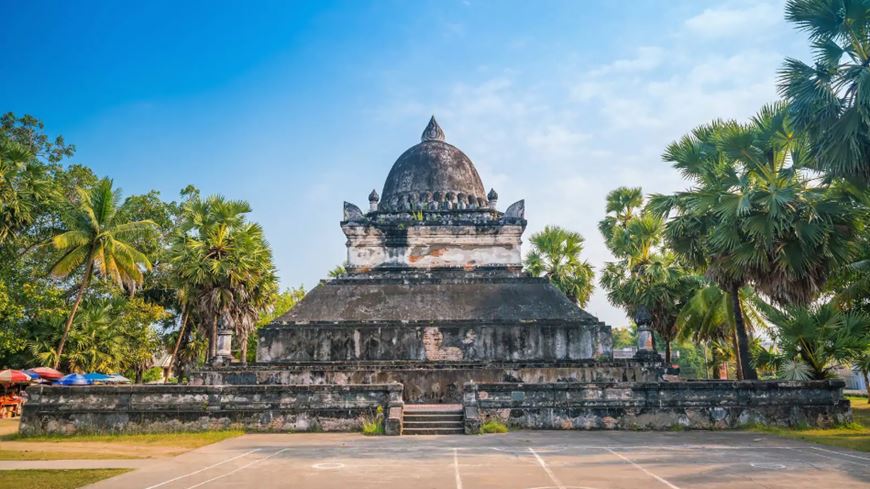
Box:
[0,419,20,437]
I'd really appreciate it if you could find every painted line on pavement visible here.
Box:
[453,448,463,489]
[143,449,261,489]
[605,448,681,489]
[183,448,290,489]
[788,447,869,468]
[810,446,870,462]
[528,447,566,489]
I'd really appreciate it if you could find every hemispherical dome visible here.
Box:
[380,117,487,211]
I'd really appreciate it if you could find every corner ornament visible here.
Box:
[505,200,525,219]
[343,202,365,222]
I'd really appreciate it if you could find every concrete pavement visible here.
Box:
[78,430,869,489]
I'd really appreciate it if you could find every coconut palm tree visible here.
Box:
[525,225,594,308]
[779,0,870,184]
[649,103,859,379]
[47,178,155,369]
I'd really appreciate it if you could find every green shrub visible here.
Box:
[361,406,384,436]
[479,419,508,434]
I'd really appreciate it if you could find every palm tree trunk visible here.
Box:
[731,330,743,380]
[54,260,94,369]
[209,317,218,360]
[862,369,869,404]
[240,334,248,366]
[730,283,757,380]
[664,341,671,365]
[165,306,188,382]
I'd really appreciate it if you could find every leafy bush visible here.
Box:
[361,406,384,436]
[479,419,508,434]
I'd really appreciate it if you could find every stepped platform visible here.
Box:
[191,359,663,403]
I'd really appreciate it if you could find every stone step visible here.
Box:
[404,404,462,412]
[403,414,463,422]
[403,420,464,429]
[402,404,464,435]
[402,427,465,435]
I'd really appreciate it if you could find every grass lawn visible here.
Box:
[4,430,244,448]
[0,429,243,460]
[0,469,130,489]
[751,396,870,452]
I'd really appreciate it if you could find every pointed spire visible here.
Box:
[368,189,380,212]
[421,115,445,142]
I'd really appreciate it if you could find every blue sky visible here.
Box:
[1,0,809,326]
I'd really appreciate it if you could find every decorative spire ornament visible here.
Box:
[368,189,380,212]
[421,115,446,142]
[487,188,498,209]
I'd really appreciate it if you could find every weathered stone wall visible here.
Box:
[342,221,525,271]
[20,384,403,436]
[259,322,612,364]
[463,380,851,432]
[192,360,663,404]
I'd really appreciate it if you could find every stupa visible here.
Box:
[201,117,661,403]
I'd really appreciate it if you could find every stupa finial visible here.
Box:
[421,115,445,142]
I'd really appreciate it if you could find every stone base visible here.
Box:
[20,384,404,436]
[191,360,663,403]
[21,379,849,436]
[463,380,851,431]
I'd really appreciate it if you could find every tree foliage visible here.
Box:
[0,115,279,377]
[648,103,860,379]
[47,178,156,368]
[525,225,595,308]
[779,0,870,184]
[169,193,277,365]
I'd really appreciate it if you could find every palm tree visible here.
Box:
[169,194,276,365]
[598,187,644,246]
[0,139,56,243]
[48,178,155,369]
[600,252,699,363]
[779,0,870,184]
[757,299,869,380]
[525,225,594,307]
[328,263,347,278]
[649,103,859,379]
[599,187,698,364]
[676,284,765,379]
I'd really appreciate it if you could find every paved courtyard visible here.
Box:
[79,431,869,489]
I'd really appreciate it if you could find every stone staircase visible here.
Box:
[402,404,464,435]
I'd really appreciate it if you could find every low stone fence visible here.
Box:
[463,380,851,432]
[20,383,404,436]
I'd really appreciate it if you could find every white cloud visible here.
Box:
[588,46,666,76]
[684,1,782,40]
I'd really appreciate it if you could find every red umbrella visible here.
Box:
[0,370,32,385]
[26,367,63,381]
